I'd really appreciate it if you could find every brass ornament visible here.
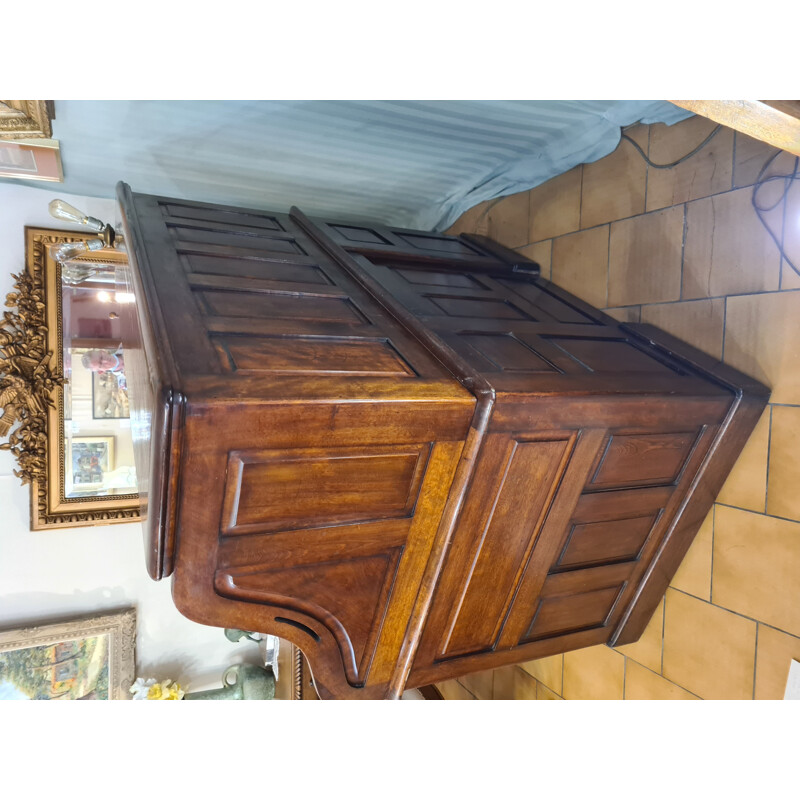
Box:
[0,267,62,485]
[0,101,54,140]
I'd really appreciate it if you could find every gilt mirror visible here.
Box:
[0,227,140,529]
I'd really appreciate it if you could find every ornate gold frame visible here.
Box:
[0,608,136,700]
[1,227,141,529]
[0,101,54,140]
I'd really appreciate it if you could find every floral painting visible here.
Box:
[0,636,109,700]
[0,610,135,700]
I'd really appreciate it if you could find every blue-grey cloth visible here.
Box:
[7,100,691,231]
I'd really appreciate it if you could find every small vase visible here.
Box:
[184,664,276,700]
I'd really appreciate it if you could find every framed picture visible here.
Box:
[0,100,54,139]
[71,436,115,487]
[0,609,136,700]
[92,369,130,419]
[0,138,63,182]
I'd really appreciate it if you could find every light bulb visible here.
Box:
[51,239,104,263]
[49,199,105,233]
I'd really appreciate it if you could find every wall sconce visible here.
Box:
[48,198,119,257]
[48,199,123,284]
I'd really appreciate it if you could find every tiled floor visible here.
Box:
[437,115,800,700]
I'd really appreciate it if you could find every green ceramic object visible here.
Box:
[184,664,275,700]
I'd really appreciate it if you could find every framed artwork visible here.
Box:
[0,609,136,700]
[0,101,54,139]
[92,370,130,419]
[71,436,115,487]
[0,139,63,182]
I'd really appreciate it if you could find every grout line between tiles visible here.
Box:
[661,593,667,675]
[709,504,716,603]
[721,294,728,361]
[668,584,799,641]
[605,222,610,308]
[752,623,759,699]
[630,657,704,699]
[680,203,687,300]
[712,498,800,527]
[622,654,627,699]
[765,405,773,515]
[643,125,650,213]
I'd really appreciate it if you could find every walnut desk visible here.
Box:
[116,183,769,699]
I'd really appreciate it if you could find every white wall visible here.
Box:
[0,182,258,692]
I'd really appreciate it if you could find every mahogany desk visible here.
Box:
[116,183,769,699]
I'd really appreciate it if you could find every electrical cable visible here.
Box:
[466,119,800,281]
[751,150,800,279]
[621,124,723,169]
[621,122,800,280]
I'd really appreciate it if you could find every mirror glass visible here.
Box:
[61,262,138,498]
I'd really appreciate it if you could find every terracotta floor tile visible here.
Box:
[563,645,625,700]
[624,659,698,700]
[437,679,476,700]
[669,508,713,601]
[716,407,770,513]
[528,166,582,243]
[662,588,756,699]
[781,178,800,289]
[782,260,800,291]
[536,682,563,700]
[458,669,495,701]
[640,298,725,360]
[724,290,800,406]
[755,624,800,699]
[445,200,491,237]
[551,225,609,308]
[608,206,684,306]
[604,306,640,323]
[516,239,552,281]
[646,117,733,212]
[733,131,797,189]
[767,405,800,521]
[519,653,563,695]
[712,505,800,638]
[581,125,648,229]
[492,665,538,700]
[486,191,531,250]
[683,188,781,300]
[615,596,664,673]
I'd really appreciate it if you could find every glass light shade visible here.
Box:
[48,199,105,233]
[51,238,105,263]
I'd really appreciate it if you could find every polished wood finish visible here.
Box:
[117,184,769,698]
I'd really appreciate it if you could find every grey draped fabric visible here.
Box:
[6,100,690,230]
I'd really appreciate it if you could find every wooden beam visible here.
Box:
[671,100,800,157]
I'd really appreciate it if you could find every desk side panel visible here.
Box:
[170,397,472,700]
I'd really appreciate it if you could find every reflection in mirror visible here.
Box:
[62,266,138,498]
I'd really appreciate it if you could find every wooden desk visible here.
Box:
[116,183,768,699]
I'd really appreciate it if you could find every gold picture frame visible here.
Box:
[0,139,63,182]
[0,608,136,700]
[0,227,141,529]
[0,101,54,140]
